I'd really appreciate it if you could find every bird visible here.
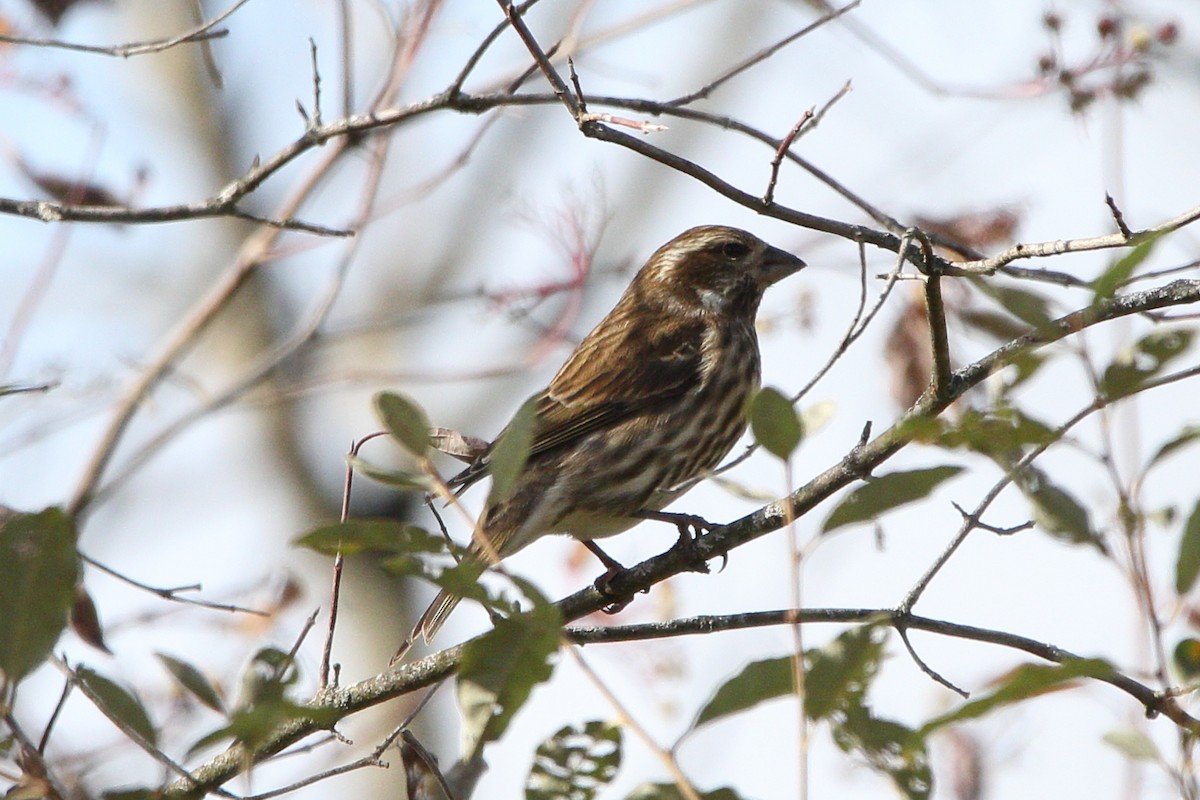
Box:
[406,225,805,648]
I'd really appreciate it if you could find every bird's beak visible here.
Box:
[756,244,806,288]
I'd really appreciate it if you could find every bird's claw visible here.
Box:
[647,511,718,574]
[593,565,646,614]
[668,528,711,574]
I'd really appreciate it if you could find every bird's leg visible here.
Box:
[583,539,624,574]
[636,510,723,573]
[582,541,641,614]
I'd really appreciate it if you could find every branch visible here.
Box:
[166,279,1200,797]
[955,203,1200,272]
[0,0,250,57]
[919,232,954,401]
[565,609,1200,731]
[553,279,1200,620]
[163,646,461,797]
[664,1,861,106]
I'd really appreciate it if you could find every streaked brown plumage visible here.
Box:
[409,225,805,646]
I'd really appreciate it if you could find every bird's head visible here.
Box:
[636,226,805,317]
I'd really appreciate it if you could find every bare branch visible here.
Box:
[0,0,251,58]
[554,279,1200,624]
[82,554,268,616]
[565,608,1200,730]
[164,279,1200,797]
[919,232,954,401]
[55,659,216,791]
[763,108,813,205]
[1106,192,1133,238]
[664,0,862,106]
[956,203,1200,273]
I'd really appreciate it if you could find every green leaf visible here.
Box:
[921,658,1115,734]
[1175,502,1200,595]
[749,387,803,460]
[102,790,159,800]
[1092,236,1158,301]
[625,785,746,800]
[189,648,339,757]
[806,623,888,721]
[299,518,448,579]
[1005,351,1049,390]
[295,519,443,557]
[157,653,225,713]
[1011,467,1103,551]
[420,557,494,606]
[232,646,298,716]
[488,396,538,504]
[1173,638,1200,680]
[935,408,1056,459]
[692,656,795,730]
[527,720,622,800]
[690,623,888,734]
[373,391,432,456]
[1029,483,1092,542]
[957,308,1034,343]
[457,589,561,758]
[971,280,1055,330]
[1139,328,1193,363]
[831,704,931,799]
[821,467,963,534]
[1147,426,1200,472]
[347,454,435,492]
[1102,728,1162,763]
[0,507,79,683]
[1101,329,1194,399]
[77,666,158,747]
[189,699,341,757]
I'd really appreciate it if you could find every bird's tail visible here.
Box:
[391,589,462,664]
[415,589,462,645]
[391,516,514,663]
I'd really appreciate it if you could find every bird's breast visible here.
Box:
[652,321,760,489]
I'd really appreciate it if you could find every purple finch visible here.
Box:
[409,225,804,646]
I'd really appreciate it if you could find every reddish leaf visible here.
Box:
[70,584,110,654]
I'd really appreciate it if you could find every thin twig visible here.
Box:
[955,203,1200,273]
[0,0,251,57]
[92,128,393,506]
[763,80,853,205]
[36,679,73,753]
[319,432,391,687]
[899,361,1200,613]
[55,659,219,791]
[337,0,355,118]
[896,624,968,698]
[1106,192,1133,238]
[566,608,1200,730]
[564,646,703,800]
[3,711,72,800]
[500,0,580,118]
[918,231,954,401]
[764,108,813,205]
[664,0,862,106]
[82,554,268,615]
[308,39,324,131]
[241,722,409,800]
[65,134,355,519]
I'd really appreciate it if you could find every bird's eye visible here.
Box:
[720,241,751,259]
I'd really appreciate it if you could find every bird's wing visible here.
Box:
[530,318,704,455]
[448,318,704,492]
